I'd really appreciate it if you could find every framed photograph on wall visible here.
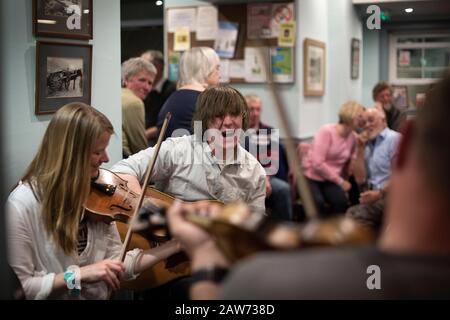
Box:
[36,41,92,115]
[392,85,409,110]
[33,0,93,39]
[351,38,360,80]
[304,38,325,96]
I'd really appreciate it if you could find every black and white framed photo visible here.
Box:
[36,41,92,115]
[33,0,93,39]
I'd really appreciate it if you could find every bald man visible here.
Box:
[347,108,402,231]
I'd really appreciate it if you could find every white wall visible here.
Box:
[362,27,380,107]
[327,0,363,121]
[0,0,122,190]
[165,0,364,138]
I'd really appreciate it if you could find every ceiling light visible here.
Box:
[405,8,413,13]
[156,0,163,6]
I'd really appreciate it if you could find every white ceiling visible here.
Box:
[353,0,450,22]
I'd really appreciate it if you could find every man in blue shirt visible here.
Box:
[348,108,401,231]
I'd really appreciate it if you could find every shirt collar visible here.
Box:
[378,127,390,140]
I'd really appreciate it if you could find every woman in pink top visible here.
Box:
[302,101,364,216]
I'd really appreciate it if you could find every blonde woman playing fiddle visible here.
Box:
[6,103,180,299]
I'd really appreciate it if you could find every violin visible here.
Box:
[84,168,190,291]
[135,199,375,264]
[86,168,140,224]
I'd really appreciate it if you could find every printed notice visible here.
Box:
[245,47,269,82]
[271,3,295,39]
[271,47,294,83]
[214,21,239,59]
[174,27,191,51]
[196,6,218,40]
[278,21,296,47]
[167,8,196,33]
[229,60,245,79]
[247,3,272,39]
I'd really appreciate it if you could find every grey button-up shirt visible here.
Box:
[111,135,266,215]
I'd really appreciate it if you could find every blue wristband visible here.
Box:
[64,267,81,296]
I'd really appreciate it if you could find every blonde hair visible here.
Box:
[338,101,363,125]
[178,47,220,88]
[21,103,114,255]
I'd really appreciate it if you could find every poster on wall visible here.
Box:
[271,3,295,38]
[398,50,411,66]
[229,60,245,79]
[278,21,296,47]
[196,6,218,40]
[271,47,294,83]
[167,7,196,33]
[247,3,272,39]
[214,21,239,59]
[174,27,191,51]
[244,47,269,83]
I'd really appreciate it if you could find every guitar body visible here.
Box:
[116,187,223,291]
[116,187,191,291]
[116,221,190,291]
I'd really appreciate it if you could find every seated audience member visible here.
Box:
[244,94,292,221]
[156,47,220,141]
[347,108,402,232]
[372,81,405,132]
[112,85,266,215]
[301,101,365,216]
[121,57,156,157]
[166,74,450,299]
[6,103,180,300]
[140,50,176,146]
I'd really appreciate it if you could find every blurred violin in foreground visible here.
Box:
[133,199,375,263]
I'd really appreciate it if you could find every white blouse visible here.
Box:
[6,182,142,300]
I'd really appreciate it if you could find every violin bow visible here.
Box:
[119,112,172,261]
[259,44,318,221]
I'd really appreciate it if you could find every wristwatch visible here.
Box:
[190,266,229,284]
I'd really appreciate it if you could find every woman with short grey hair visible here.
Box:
[156,47,221,139]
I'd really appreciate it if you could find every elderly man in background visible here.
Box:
[121,57,156,157]
[348,108,402,232]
